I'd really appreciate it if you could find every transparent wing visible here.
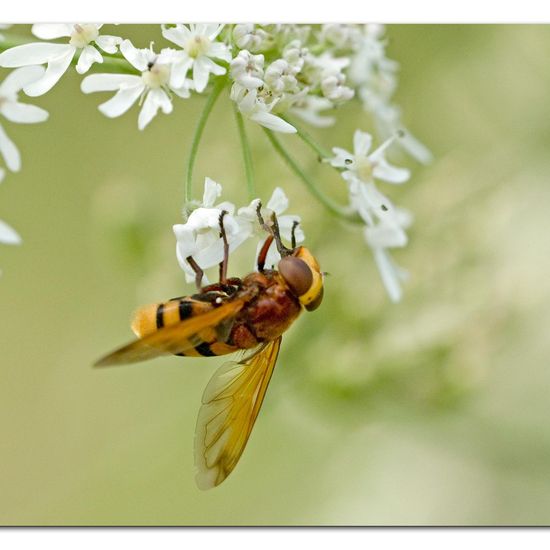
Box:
[194,336,282,490]
[94,299,244,367]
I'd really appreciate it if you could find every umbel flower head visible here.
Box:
[0,24,122,96]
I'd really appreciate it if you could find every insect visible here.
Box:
[94,204,324,489]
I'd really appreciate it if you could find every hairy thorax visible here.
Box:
[230,271,302,348]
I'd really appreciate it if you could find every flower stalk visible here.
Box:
[185,76,227,206]
[233,104,256,201]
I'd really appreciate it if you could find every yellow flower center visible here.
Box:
[141,63,171,89]
[354,156,374,181]
[69,24,99,49]
[185,35,210,58]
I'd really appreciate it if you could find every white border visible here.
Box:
[1,528,550,549]
[1,0,550,23]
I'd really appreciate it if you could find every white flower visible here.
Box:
[0,24,122,96]
[81,40,191,130]
[364,208,412,302]
[321,72,354,103]
[330,130,410,185]
[229,50,264,89]
[0,66,49,174]
[237,187,304,270]
[173,178,250,285]
[230,84,296,133]
[282,40,307,74]
[233,24,271,53]
[264,58,298,95]
[161,24,231,93]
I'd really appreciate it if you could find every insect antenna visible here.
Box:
[291,220,300,249]
[218,210,229,284]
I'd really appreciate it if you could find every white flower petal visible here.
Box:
[174,224,198,260]
[31,23,73,40]
[76,45,102,74]
[1,102,49,124]
[0,167,5,182]
[161,25,187,48]
[205,24,224,40]
[371,247,407,302]
[199,56,227,76]
[353,130,373,157]
[120,39,148,72]
[372,158,410,184]
[202,177,222,207]
[207,41,231,62]
[0,124,20,171]
[81,73,141,93]
[0,43,72,68]
[98,84,143,118]
[193,58,210,93]
[170,56,193,89]
[330,146,353,168]
[23,48,74,96]
[0,218,21,245]
[278,214,304,243]
[0,66,45,95]
[365,223,407,249]
[95,35,122,55]
[399,130,433,165]
[266,187,289,215]
[137,89,172,130]
[250,111,296,133]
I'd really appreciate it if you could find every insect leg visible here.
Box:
[186,255,204,291]
[218,210,229,284]
[257,235,275,272]
[256,201,291,258]
[269,212,291,257]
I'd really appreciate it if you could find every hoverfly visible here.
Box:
[94,204,324,489]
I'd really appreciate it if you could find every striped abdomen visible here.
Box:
[131,297,239,357]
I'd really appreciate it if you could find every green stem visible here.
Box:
[185,76,226,204]
[263,129,355,221]
[233,105,256,201]
[283,115,333,160]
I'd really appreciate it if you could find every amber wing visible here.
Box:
[194,336,283,490]
[94,300,245,367]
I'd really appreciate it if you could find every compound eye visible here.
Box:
[278,256,313,298]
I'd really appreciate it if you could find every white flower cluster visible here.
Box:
[0,24,430,299]
[0,23,431,146]
[330,129,412,302]
[174,178,303,285]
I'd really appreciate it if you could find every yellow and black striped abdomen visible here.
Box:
[131,297,239,358]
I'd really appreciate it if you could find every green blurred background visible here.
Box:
[1,24,550,525]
